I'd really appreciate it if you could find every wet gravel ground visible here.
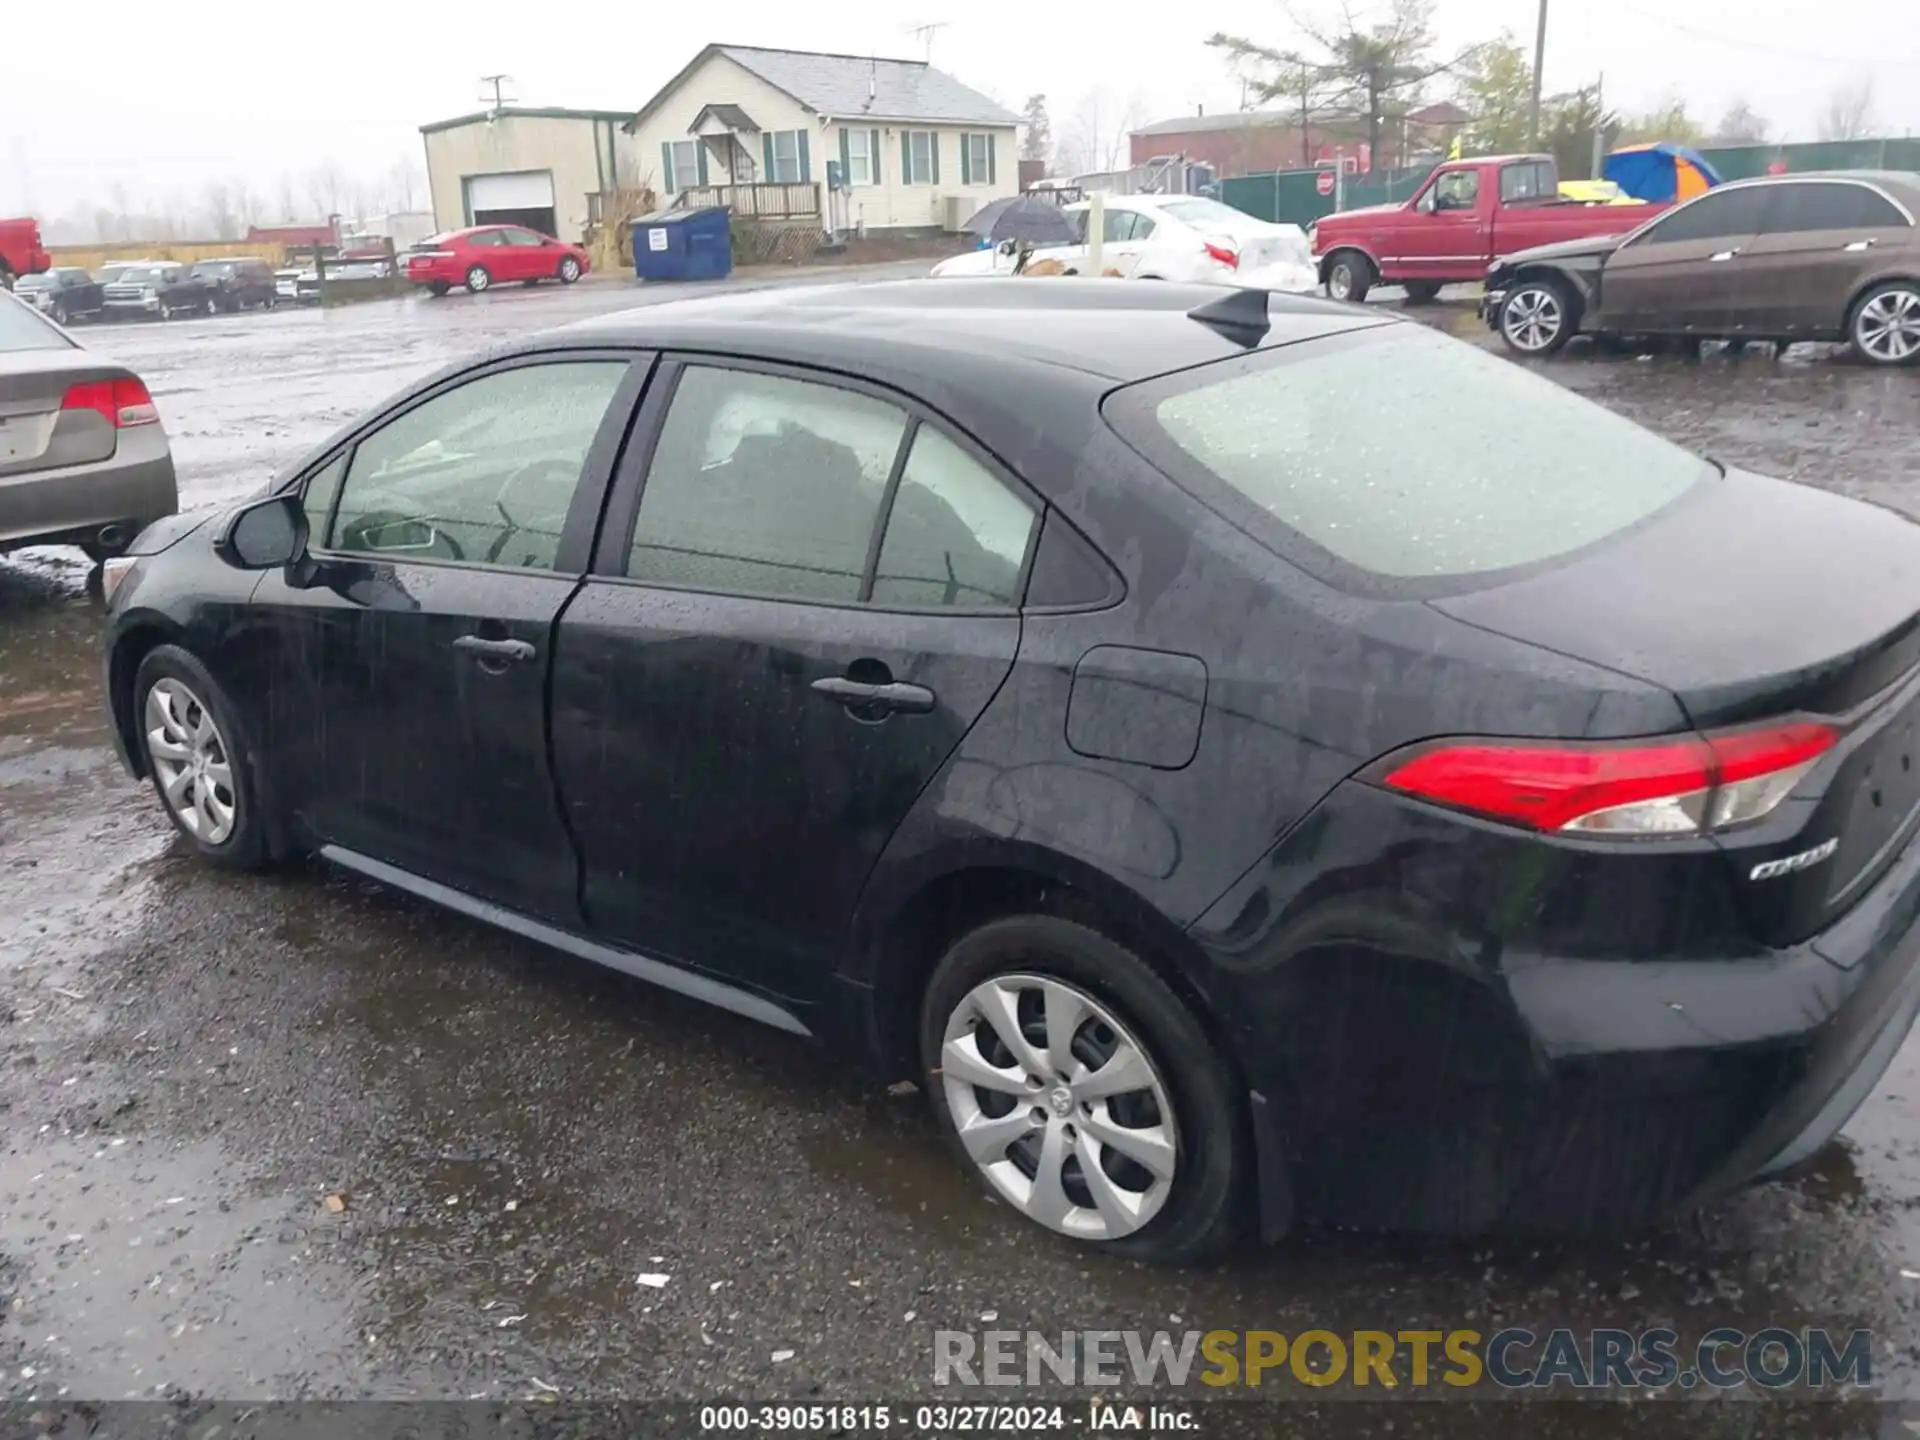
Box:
[4,277,1920,1436]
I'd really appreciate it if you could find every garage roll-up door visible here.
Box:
[467,171,555,211]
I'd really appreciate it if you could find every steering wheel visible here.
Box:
[487,458,579,565]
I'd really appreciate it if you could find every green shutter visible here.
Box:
[902,131,912,184]
[797,129,811,184]
[960,133,972,185]
[839,127,852,186]
[930,133,941,185]
[871,129,882,184]
[661,141,674,192]
[763,132,775,180]
[696,143,708,186]
[988,133,997,186]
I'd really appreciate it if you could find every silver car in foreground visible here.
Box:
[0,292,177,562]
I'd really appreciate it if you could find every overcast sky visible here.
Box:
[3,0,1915,221]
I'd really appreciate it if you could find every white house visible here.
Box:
[623,44,1021,234]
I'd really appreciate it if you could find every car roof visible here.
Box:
[560,278,1395,384]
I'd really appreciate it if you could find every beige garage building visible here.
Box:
[420,107,633,243]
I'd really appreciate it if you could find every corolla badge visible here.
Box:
[1750,837,1839,882]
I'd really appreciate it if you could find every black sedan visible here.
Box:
[97,280,1920,1262]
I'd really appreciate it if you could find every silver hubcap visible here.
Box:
[1857,289,1920,363]
[1329,265,1353,300]
[940,973,1178,1242]
[1503,287,1563,352]
[562,260,578,280]
[469,268,488,291]
[145,677,237,845]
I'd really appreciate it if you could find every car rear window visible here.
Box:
[1104,323,1709,590]
[0,295,72,352]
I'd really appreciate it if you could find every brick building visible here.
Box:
[1130,101,1471,180]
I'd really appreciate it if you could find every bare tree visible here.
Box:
[306,163,347,220]
[1818,74,1877,142]
[1213,0,1470,164]
[276,173,298,222]
[230,178,260,232]
[1712,98,1770,146]
[1061,87,1148,178]
[386,157,427,212]
[107,182,132,241]
[202,181,236,240]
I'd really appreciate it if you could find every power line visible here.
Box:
[1608,4,1920,69]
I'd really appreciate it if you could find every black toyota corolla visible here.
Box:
[98,279,1920,1262]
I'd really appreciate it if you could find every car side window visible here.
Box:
[504,229,545,247]
[469,231,505,247]
[328,360,628,569]
[1433,169,1479,211]
[1132,215,1158,241]
[1633,186,1773,245]
[1762,182,1910,234]
[1103,211,1138,243]
[1499,162,1552,203]
[870,427,1036,609]
[628,366,907,602]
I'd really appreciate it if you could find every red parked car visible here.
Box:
[1309,155,1671,303]
[405,225,589,296]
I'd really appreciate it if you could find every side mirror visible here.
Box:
[214,492,306,570]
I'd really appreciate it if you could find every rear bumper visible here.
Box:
[0,427,179,550]
[1203,781,1920,1237]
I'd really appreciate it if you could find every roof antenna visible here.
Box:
[868,54,877,109]
[1188,288,1271,347]
[901,21,947,63]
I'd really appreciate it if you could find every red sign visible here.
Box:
[1316,171,1335,197]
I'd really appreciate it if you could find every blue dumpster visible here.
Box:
[632,206,733,282]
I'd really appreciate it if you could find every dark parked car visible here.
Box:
[1485,170,1920,364]
[190,256,278,312]
[98,281,1920,1262]
[14,267,107,325]
[102,262,216,320]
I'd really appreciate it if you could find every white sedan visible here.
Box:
[931,194,1318,293]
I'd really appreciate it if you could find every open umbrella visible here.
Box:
[1602,143,1723,203]
[962,195,1080,247]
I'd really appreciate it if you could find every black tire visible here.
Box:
[558,256,582,285]
[80,538,122,565]
[465,265,492,293]
[427,282,451,297]
[1324,250,1374,303]
[919,914,1248,1265]
[1848,281,1920,368]
[1496,276,1578,357]
[1401,280,1442,305]
[520,278,540,288]
[132,645,273,872]
[52,301,69,325]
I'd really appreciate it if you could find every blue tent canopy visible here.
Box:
[1603,143,1724,203]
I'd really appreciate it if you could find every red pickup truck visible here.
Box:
[0,217,53,289]
[1309,155,1668,302]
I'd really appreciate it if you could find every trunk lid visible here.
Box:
[1434,468,1920,946]
[0,349,130,475]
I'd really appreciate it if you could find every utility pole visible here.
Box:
[1589,72,1606,179]
[479,74,516,115]
[1527,0,1548,149]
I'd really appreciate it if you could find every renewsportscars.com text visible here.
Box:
[933,1327,1873,1391]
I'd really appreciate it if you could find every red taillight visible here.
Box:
[1203,241,1239,270]
[1373,719,1841,837]
[62,377,159,428]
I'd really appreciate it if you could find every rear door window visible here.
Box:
[1103,324,1710,591]
[1761,182,1911,234]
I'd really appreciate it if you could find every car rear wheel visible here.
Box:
[427,282,451,297]
[51,300,69,325]
[1325,251,1373,303]
[466,265,492,293]
[919,915,1246,1264]
[1849,282,1920,367]
[558,256,582,284]
[1498,278,1577,357]
[133,646,271,871]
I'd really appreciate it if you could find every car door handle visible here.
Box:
[452,635,536,665]
[1709,249,1740,262]
[810,676,936,714]
[1845,238,1878,252]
